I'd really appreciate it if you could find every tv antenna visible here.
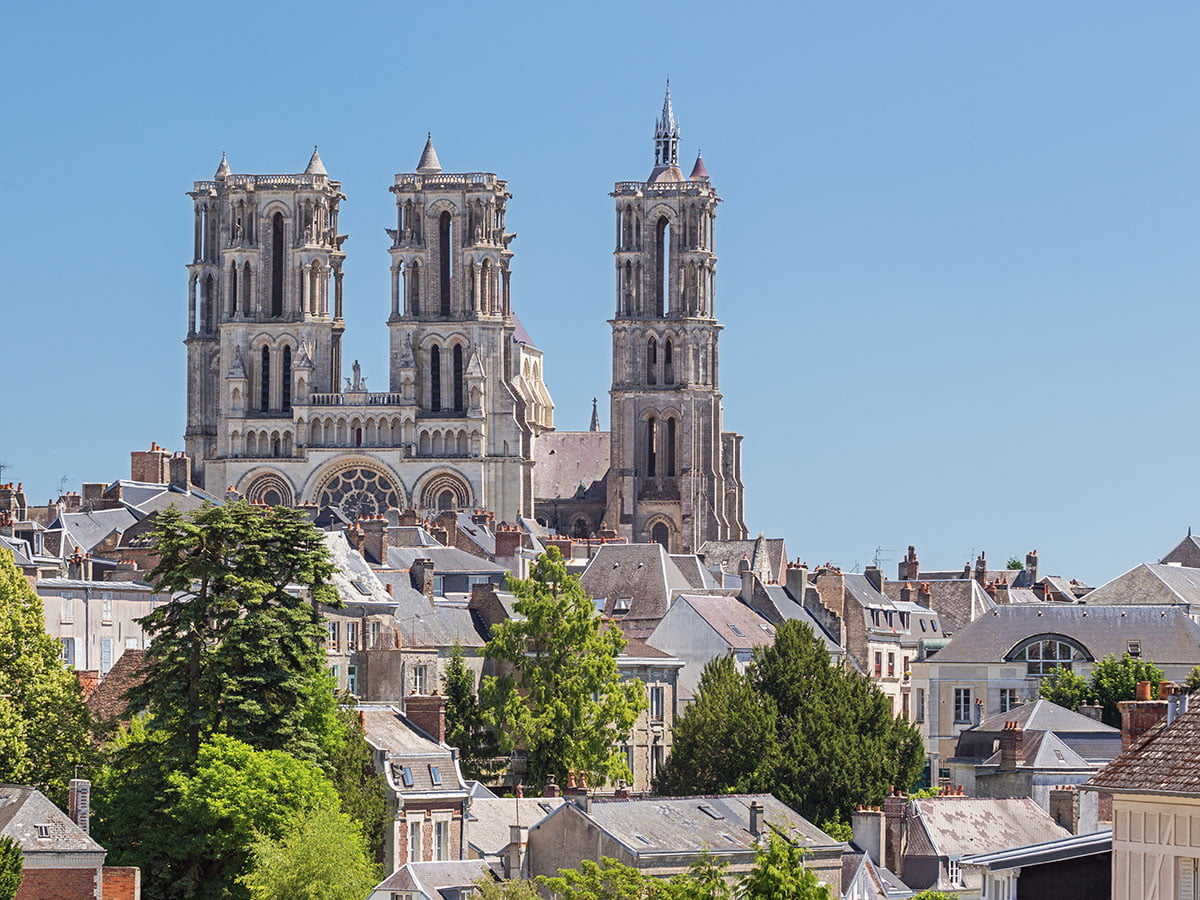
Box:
[59,475,71,496]
[873,546,895,569]
[0,462,9,482]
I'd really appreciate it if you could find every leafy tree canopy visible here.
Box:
[1186,665,1200,692]
[323,707,389,863]
[126,501,341,766]
[658,619,923,824]
[1039,653,1164,727]
[481,547,646,787]
[238,804,379,900]
[0,835,23,900]
[738,834,832,900]
[912,892,958,900]
[1006,557,1024,570]
[0,548,92,804]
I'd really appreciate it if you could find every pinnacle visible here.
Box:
[417,132,442,174]
[305,145,328,176]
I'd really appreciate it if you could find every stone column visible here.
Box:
[391,265,400,317]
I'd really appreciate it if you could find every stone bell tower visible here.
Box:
[185,147,347,487]
[605,84,747,552]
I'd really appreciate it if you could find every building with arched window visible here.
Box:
[184,143,553,520]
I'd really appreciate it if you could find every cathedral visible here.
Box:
[184,86,745,552]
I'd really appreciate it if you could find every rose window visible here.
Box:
[316,467,401,520]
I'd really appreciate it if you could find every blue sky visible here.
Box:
[2,2,1197,585]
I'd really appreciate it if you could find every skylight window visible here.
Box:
[728,623,745,637]
[400,766,414,787]
[759,624,773,635]
[635,834,651,845]
[352,579,373,596]
[614,597,632,613]
[698,804,724,820]
[429,764,442,786]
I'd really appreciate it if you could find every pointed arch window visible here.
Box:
[260,346,271,412]
[646,416,657,477]
[664,339,674,384]
[646,337,658,385]
[666,417,677,477]
[430,346,442,412]
[270,213,284,317]
[654,216,670,317]
[282,346,292,412]
[242,262,252,315]
[410,261,421,316]
[229,261,238,315]
[651,522,670,550]
[453,344,464,413]
[439,211,452,316]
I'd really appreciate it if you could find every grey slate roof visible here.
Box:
[467,796,565,856]
[972,698,1118,736]
[371,859,493,898]
[360,706,468,796]
[979,731,1091,770]
[926,604,1200,665]
[961,828,1111,872]
[1077,562,1200,608]
[911,797,1068,859]
[1086,698,1200,794]
[0,534,35,568]
[760,585,842,654]
[698,537,787,584]
[52,507,138,555]
[448,513,496,556]
[387,546,507,575]
[533,431,611,500]
[0,784,105,855]
[1161,533,1200,568]
[882,578,993,635]
[322,531,396,605]
[670,554,719,590]
[538,794,837,856]
[580,543,694,622]
[664,594,777,652]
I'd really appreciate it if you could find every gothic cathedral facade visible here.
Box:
[184,144,554,520]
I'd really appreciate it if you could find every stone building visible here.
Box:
[534,84,748,553]
[184,142,553,522]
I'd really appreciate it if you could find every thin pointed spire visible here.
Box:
[653,78,681,171]
[215,150,230,180]
[417,132,442,174]
[590,398,600,432]
[305,145,327,176]
[689,150,709,181]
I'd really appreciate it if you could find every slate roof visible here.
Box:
[842,850,911,898]
[973,699,1117,736]
[883,578,993,635]
[538,794,837,856]
[360,706,468,796]
[698,538,787,584]
[670,554,719,590]
[51,507,138,555]
[387,546,507,575]
[580,543,694,622]
[1076,562,1200,608]
[533,431,611,500]
[0,785,105,854]
[1161,533,1200,568]
[1086,699,1200,794]
[0,534,35,569]
[448,513,496,556]
[666,594,777,651]
[961,829,1112,872]
[979,731,1091,770]
[925,604,1200,665]
[910,797,1068,859]
[370,859,493,898]
[759,585,842,654]
[322,531,396,605]
[467,796,565,856]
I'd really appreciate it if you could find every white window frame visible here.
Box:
[947,856,961,886]
[408,819,422,862]
[60,597,73,624]
[433,820,449,861]
[101,592,114,624]
[60,637,75,667]
[327,621,339,651]
[649,685,665,720]
[413,664,427,694]
[346,621,358,651]
[954,688,972,724]
[100,637,114,674]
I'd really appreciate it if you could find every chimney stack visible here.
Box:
[68,779,91,834]
[999,721,1023,771]
[851,806,885,865]
[495,525,524,561]
[899,546,919,582]
[749,801,764,840]
[1077,702,1103,721]
[1168,684,1190,725]
[1025,550,1039,583]
[974,552,987,585]
[404,694,447,743]
[411,558,435,600]
[168,453,192,492]
[1049,786,1079,834]
[130,444,171,484]
[360,516,386,565]
[542,776,560,798]
[1119,683,1168,749]
[785,561,808,603]
[505,825,528,879]
[864,565,884,594]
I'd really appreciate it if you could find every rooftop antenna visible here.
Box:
[873,546,895,570]
[59,475,71,496]
[0,462,9,482]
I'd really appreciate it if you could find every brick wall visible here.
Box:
[102,867,140,900]
[16,868,101,900]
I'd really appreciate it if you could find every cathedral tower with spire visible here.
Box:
[604,84,747,551]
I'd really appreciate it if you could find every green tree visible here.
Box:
[444,642,500,780]
[654,656,777,796]
[0,835,23,900]
[537,857,669,899]
[1091,653,1164,727]
[750,621,923,824]
[238,804,379,900]
[167,734,342,899]
[817,818,853,843]
[0,547,92,803]
[665,854,734,900]
[1186,665,1200,692]
[1037,665,1092,712]
[912,892,957,900]
[474,879,542,900]
[126,501,341,766]
[481,547,646,787]
[325,707,389,863]
[739,833,832,899]
[1006,557,1024,570]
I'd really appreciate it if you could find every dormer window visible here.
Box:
[1127,640,1142,658]
[36,824,50,838]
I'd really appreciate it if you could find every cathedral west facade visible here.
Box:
[184,86,746,549]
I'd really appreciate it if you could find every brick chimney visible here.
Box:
[404,694,446,743]
[864,565,884,594]
[852,806,885,865]
[917,582,932,608]
[542,776,560,798]
[427,523,450,546]
[1077,702,1103,721]
[130,443,171,483]
[882,789,907,874]
[785,561,808,602]
[974,552,987,585]
[999,721,1023,771]
[1025,550,1039,583]
[1119,681,1168,749]
[410,559,435,599]
[168,453,192,491]
[544,536,574,559]
[360,516,386,565]
[814,567,847,620]
[899,546,919,581]
[400,508,420,527]
[1049,786,1078,833]
[471,509,491,527]
[495,525,524,561]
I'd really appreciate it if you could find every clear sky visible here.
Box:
[2,2,1197,586]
